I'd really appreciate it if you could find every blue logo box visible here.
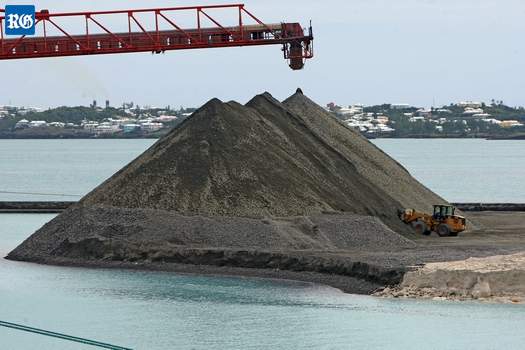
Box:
[4,5,36,35]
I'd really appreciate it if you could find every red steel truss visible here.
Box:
[0,4,313,70]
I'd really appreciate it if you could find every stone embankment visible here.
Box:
[0,201,74,213]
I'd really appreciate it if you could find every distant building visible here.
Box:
[376,115,389,124]
[96,122,120,134]
[123,124,141,133]
[409,116,425,122]
[154,115,178,123]
[463,108,484,115]
[15,119,30,129]
[140,122,163,132]
[83,122,100,132]
[482,118,502,125]
[49,122,66,128]
[458,101,483,108]
[472,113,492,119]
[500,120,524,128]
[416,109,432,118]
[337,107,354,116]
[28,120,48,128]
[391,103,413,110]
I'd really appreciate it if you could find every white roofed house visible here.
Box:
[463,108,485,116]
[140,122,164,132]
[335,104,364,118]
[96,122,120,134]
[154,115,178,123]
[375,115,389,124]
[458,101,483,108]
[49,122,66,128]
[15,119,30,129]
[28,120,48,128]
[482,118,502,125]
[472,113,492,119]
[336,107,354,117]
[82,122,100,133]
[416,109,432,118]
[500,120,524,128]
[391,103,413,110]
[409,116,425,122]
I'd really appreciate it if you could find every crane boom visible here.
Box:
[0,4,313,70]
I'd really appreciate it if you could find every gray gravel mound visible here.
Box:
[8,90,445,277]
[77,92,418,227]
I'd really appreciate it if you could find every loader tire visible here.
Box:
[412,221,428,235]
[437,224,451,237]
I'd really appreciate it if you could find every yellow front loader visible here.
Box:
[399,205,466,237]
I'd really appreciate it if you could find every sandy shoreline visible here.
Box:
[375,252,525,304]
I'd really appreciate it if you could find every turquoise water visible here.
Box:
[2,214,525,350]
[0,138,523,202]
[0,139,155,202]
[1,139,525,348]
[373,139,525,203]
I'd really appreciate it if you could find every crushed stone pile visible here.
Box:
[8,90,447,267]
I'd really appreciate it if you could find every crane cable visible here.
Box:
[0,320,133,350]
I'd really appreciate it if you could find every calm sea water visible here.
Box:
[1,139,525,349]
[2,214,525,350]
[373,139,525,203]
[0,138,523,202]
[0,139,155,202]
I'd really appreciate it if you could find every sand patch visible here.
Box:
[377,252,525,303]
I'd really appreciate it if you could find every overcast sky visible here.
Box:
[1,0,524,108]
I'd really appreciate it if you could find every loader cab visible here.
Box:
[433,205,455,219]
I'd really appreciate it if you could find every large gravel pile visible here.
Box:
[78,90,445,229]
[8,90,447,281]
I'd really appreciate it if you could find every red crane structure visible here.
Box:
[0,4,314,70]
